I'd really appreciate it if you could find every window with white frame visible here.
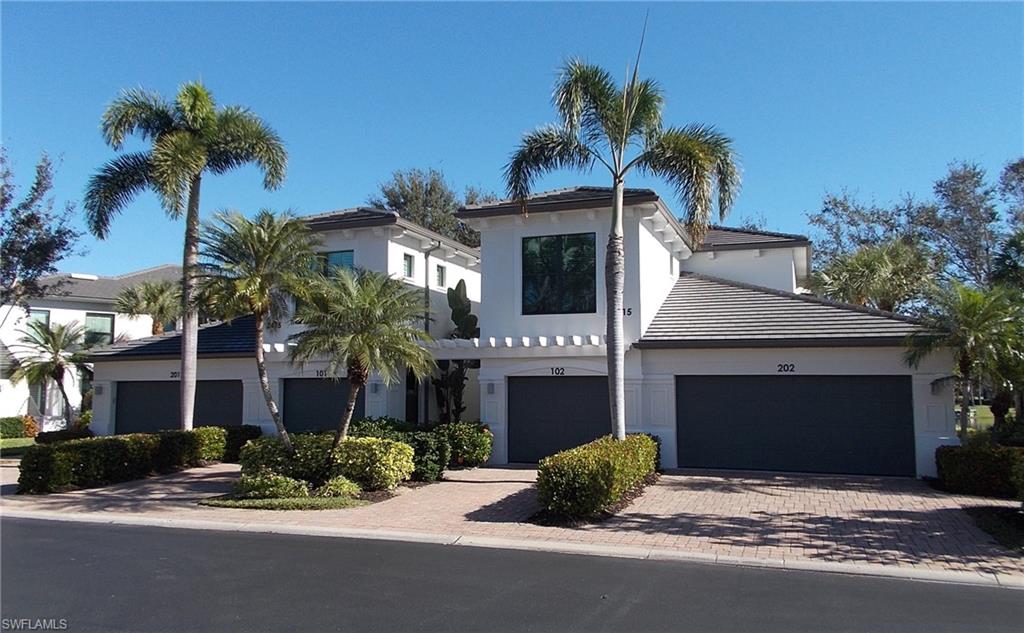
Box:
[403,253,415,278]
[84,312,115,346]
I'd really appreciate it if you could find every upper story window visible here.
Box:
[84,312,115,346]
[436,264,447,288]
[28,309,50,327]
[319,250,354,273]
[522,232,596,315]
[403,253,415,279]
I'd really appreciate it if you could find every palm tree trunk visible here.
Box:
[179,175,202,430]
[151,320,163,336]
[254,314,293,453]
[606,179,627,441]
[958,375,972,439]
[333,379,363,449]
[55,373,73,428]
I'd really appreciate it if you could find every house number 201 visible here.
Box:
[777,363,796,373]
[550,367,566,375]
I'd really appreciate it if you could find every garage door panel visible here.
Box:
[507,376,610,463]
[115,380,243,434]
[676,375,915,476]
[283,378,364,433]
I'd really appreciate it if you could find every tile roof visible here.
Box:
[699,226,809,251]
[88,315,256,361]
[301,207,480,256]
[635,273,924,348]
[458,186,660,217]
[37,264,182,303]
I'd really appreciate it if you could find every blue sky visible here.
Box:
[3,1,1021,275]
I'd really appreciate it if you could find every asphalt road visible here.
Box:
[2,518,1021,633]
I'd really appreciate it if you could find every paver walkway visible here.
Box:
[2,461,1021,578]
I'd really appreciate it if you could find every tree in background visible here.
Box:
[368,168,493,247]
[915,161,1002,288]
[993,228,1024,291]
[0,150,80,319]
[905,283,1023,437]
[811,240,932,313]
[998,157,1024,229]
[505,55,740,441]
[9,320,89,428]
[199,210,320,453]
[806,192,925,268]
[115,280,182,335]
[290,269,436,448]
[84,81,287,431]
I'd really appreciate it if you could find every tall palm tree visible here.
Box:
[505,57,740,439]
[199,209,320,453]
[290,269,436,449]
[84,81,287,430]
[115,280,182,335]
[812,240,931,313]
[905,282,1023,437]
[10,320,89,427]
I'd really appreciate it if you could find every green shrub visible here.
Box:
[537,434,658,518]
[993,414,1024,448]
[235,471,310,499]
[1012,458,1024,504]
[434,422,492,468]
[1,416,26,439]
[36,428,94,444]
[239,433,336,486]
[193,427,227,462]
[936,444,1024,498]
[348,418,451,482]
[314,475,361,498]
[75,411,93,430]
[221,425,263,462]
[17,429,220,494]
[333,437,415,491]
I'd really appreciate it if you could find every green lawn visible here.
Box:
[0,437,35,458]
[198,496,369,511]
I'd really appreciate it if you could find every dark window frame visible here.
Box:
[318,250,355,274]
[84,312,115,346]
[436,264,447,288]
[403,253,415,278]
[521,232,597,316]
[28,308,50,327]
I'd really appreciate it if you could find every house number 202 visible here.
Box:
[777,363,795,373]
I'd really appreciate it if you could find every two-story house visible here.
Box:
[0,265,181,430]
[440,187,953,478]
[88,209,481,437]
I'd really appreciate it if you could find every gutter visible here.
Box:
[420,240,442,425]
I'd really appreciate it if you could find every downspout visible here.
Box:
[421,241,442,426]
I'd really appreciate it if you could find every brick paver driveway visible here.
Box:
[3,462,1021,577]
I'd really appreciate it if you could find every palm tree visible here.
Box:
[199,209,320,453]
[84,81,287,430]
[290,269,436,449]
[812,240,931,313]
[115,280,182,335]
[505,57,740,440]
[10,320,89,427]
[905,282,1023,437]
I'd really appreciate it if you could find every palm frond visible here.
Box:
[82,152,153,239]
[114,280,181,329]
[175,81,216,132]
[553,59,618,145]
[150,130,207,217]
[206,107,287,189]
[637,124,741,243]
[504,125,594,208]
[101,88,175,150]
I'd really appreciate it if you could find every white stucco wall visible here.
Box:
[636,219,680,336]
[681,246,799,292]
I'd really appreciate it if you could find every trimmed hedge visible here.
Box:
[537,434,659,518]
[36,428,94,445]
[235,471,310,499]
[18,428,229,494]
[221,425,262,462]
[239,433,415,491]
[314,475,361,498]
[348,417,451,482]
[434,422,492,468]
[1,416,27,438]
[935,445,1024,499]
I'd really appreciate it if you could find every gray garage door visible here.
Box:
[507,376,611,463]
[282,378,364,433]
[115,380,243,434]
[676,375,915,476]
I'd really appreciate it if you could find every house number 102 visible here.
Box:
[550,367,566,375]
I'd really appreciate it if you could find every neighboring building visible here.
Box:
[89,191,955,478]
[0,265,181,430]
[88,209,482,437]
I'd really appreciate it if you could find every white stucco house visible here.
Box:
[88,208,482,437]
[88,190,954,478]
[0,265,180,430]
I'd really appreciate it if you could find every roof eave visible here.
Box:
[88,351,255,362]
[457,192,661,219]
[634,336,917,349]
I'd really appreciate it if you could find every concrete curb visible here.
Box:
[2,508,1019,590]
